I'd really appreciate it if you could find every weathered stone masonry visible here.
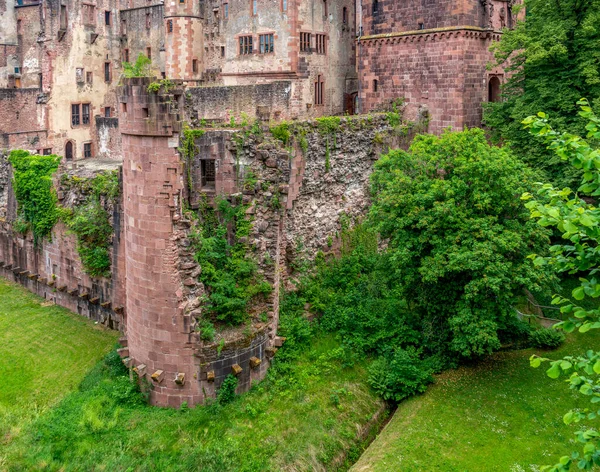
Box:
[0,77,421,406]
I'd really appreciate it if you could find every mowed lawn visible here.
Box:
[351,330,600,472]
[0,277,118,446]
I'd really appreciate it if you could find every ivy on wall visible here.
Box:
[9,150,61,243]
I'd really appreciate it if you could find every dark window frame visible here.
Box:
[239,35,253,55]
[259,33,274,54]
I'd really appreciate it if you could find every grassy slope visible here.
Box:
[0,277,118,450]
[351,330,600,472]
[1,275,384,471]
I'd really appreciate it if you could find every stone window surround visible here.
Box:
[236,33,278,55]
[258,33,275,54]
[83,142,93,159]
[71,103,92,128]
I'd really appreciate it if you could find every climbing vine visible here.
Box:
[190,196,272,325]
[9,150,61,243]
[179,127,205,192]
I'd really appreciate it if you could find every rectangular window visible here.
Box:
[201,159,216,188]
[82,103,90,125]
[76,67,84,83]
[300,32,311,52]
[120,19,127,35]
[83,143,92,159]
[221,46,225,57]
[167,20,173,32]
[252,0,257,16]
[146,12,151,29]
[86,71,93,84]
[123,48,129,62]
[239,35,253,55]
[105,10,111,25]
[104,62,111,82]
[104,107,111,117]
[315,34,326,54]
[314,75,324,105]
[43,148,52,155]
[224,2,228,18]
[192,59,198,73]
[71,104,80,126]
[60,6,67,30]
[259,34,274,54]
[146,47,152,60]
[282,0,287,11]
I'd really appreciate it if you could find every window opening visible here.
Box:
[259,34,274,53]
[239,35,253,54]
[71,104,80,126]
[201,160,216,188]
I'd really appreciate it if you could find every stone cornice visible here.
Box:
[358,25,502,42]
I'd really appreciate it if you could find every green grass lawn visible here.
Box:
[0,278,384,472]
[0,277,118,448]
[350,330,600,472]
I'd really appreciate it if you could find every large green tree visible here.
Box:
[484,0,600,188]
[368,129,554,359]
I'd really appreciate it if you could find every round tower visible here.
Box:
[118,77,201,407]
[164,1,204,81]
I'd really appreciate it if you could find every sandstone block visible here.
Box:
[231,364,243,376]
[151,370,165,383]
[207,370,215,382]
[249,357,261,369]
[175,372,186,385]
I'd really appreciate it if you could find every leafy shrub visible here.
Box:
[196,319,216,342]
[68,199,113,278]
[218,374,238,404]
[122,54,152,78]
[9,150,61,242]
[270,122,291,146]
[367,350,433,403]
[190,196,271,325]
[529,327,566,349]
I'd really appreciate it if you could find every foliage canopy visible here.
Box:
[484,0,600,188]
[524,102,600,471]
[368,129,554,358]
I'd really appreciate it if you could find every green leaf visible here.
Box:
[593,360,600,374]
[573,286,586,301]
[580,384,593,395]
[531,357,542,368]
[547,363,561,379]
[564,410,575,424]
[560,360,572,371]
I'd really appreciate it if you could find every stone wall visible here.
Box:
[186,81,293,124]
[95,116,121,159]
[0,88,46,149]
[0,156,126,329]
[358,29,501,133]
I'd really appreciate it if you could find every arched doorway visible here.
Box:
[488,76,501,103]
[65,141,74,161]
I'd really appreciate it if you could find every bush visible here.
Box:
[529,327,566,349]
[367,350,433,403]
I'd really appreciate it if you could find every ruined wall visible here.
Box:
[95,116,121,159]
[0,88,46,149]
[0,155,126,329]
[120,5,165,77]
[186,81,293,123]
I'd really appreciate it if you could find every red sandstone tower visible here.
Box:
[118,78,203,406]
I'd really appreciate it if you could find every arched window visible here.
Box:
[488,76,501,102]
[65,141,74,161]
